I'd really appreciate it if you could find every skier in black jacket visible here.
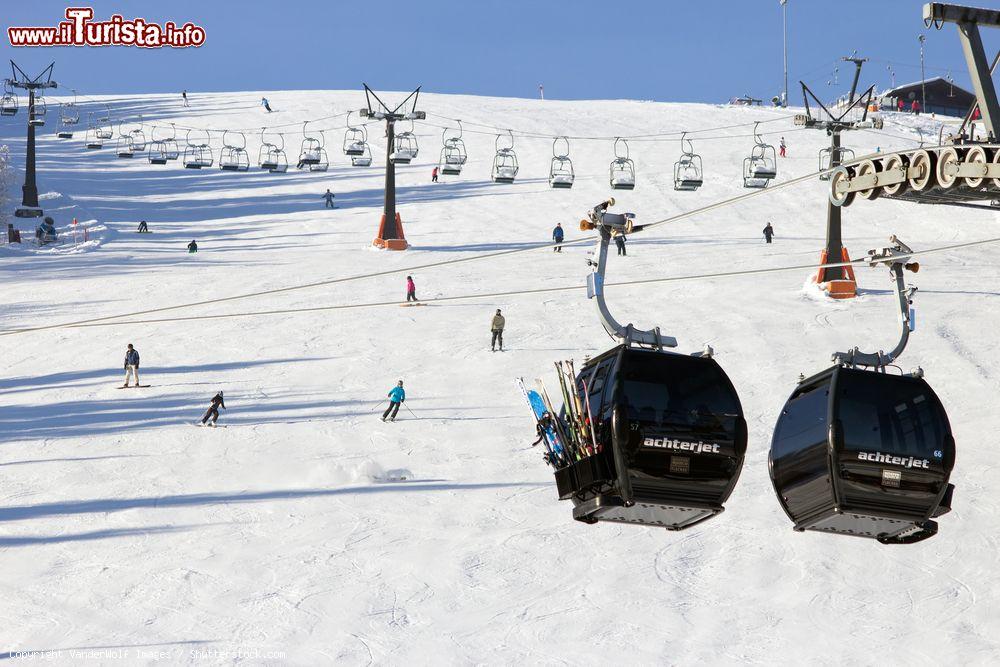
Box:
[763,222,775,244]
[200,391,226,426]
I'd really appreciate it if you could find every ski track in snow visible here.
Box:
[0,93,998,664]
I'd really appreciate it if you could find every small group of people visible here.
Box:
[120,344,226,425]
[896,98,922,114]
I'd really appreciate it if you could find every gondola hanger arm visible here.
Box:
[833,236,920,370]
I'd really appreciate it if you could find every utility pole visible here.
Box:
[780,0,789,106]
[5,61,57,219]
[360,84,425,251]
[919,34,927,110]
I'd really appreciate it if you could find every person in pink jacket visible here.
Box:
[406,275,417,302]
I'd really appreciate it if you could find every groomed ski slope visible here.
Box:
[1,90,998,665]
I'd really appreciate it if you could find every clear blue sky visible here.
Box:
[1,0,996,102]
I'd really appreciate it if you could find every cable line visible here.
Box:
[31,234,1000,332]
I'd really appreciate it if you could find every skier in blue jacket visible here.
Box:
[382,380,406,422]
[552,223,564,253]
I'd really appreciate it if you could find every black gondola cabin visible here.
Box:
[554,345,747,530]
[769,365,955,544]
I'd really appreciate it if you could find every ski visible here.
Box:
[565,360,593,455]
[117,384,151,389]
[582,378,601,454]
[515,377,564,466]
[536,377,577,461]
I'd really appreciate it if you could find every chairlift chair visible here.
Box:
[60,92,80,126]
[491,131,518,183]
[84,116,104,149]
[343,112,368,156]
[549,136,574,189]
[742,121,777,188]
[769,239,955,544]
[182,129,214,169]
[609,137,636,190]
[673,133,704,191]
[391,121,419,164]
[28,96,46,126]
[148,124,179,164]
[129,126,147,153]
[116,135,135,158]
[297,122,329,171]
[95,107,113,140]
[56,111,74,139]
[1,83,18,117]
[219,130,250,171]
[258,130,288,173]
[439,123,467,176]
[547,201,747,530]
[818,145,856,181]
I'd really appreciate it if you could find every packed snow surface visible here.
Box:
[1,91,997,665]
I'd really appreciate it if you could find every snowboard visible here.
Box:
[117,384,151,389]
[515,377,565,463]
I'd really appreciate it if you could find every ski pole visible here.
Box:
[403,404,417,418]
[370,399,386,412]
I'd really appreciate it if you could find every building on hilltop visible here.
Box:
[879,76,975,116]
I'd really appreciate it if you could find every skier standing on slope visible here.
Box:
[382,380,406,422]
[406,275,418,302]
[552,223,564,252]
[779,137,787,158]
[187,239,198,253]
[122,343,140,388]
[323,189,335,209]
[491,309,505,352]
[200,391,226,426]
[763,222,775,244]
[137,220,149,233]
[431,166,438,182]
[182,90,189,107]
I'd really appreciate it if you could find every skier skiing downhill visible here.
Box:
[763,222,775,244]
[431,166,439,182]
[491,309,505,352]
[122,344,140,388]
[779,136,787,158]
[200,391,226,426]
[382,381,406,422]
[261,97,273,112]
[323,189,335,208]
[552,223,564,252]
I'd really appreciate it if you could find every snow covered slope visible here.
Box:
[1,91,998,665]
